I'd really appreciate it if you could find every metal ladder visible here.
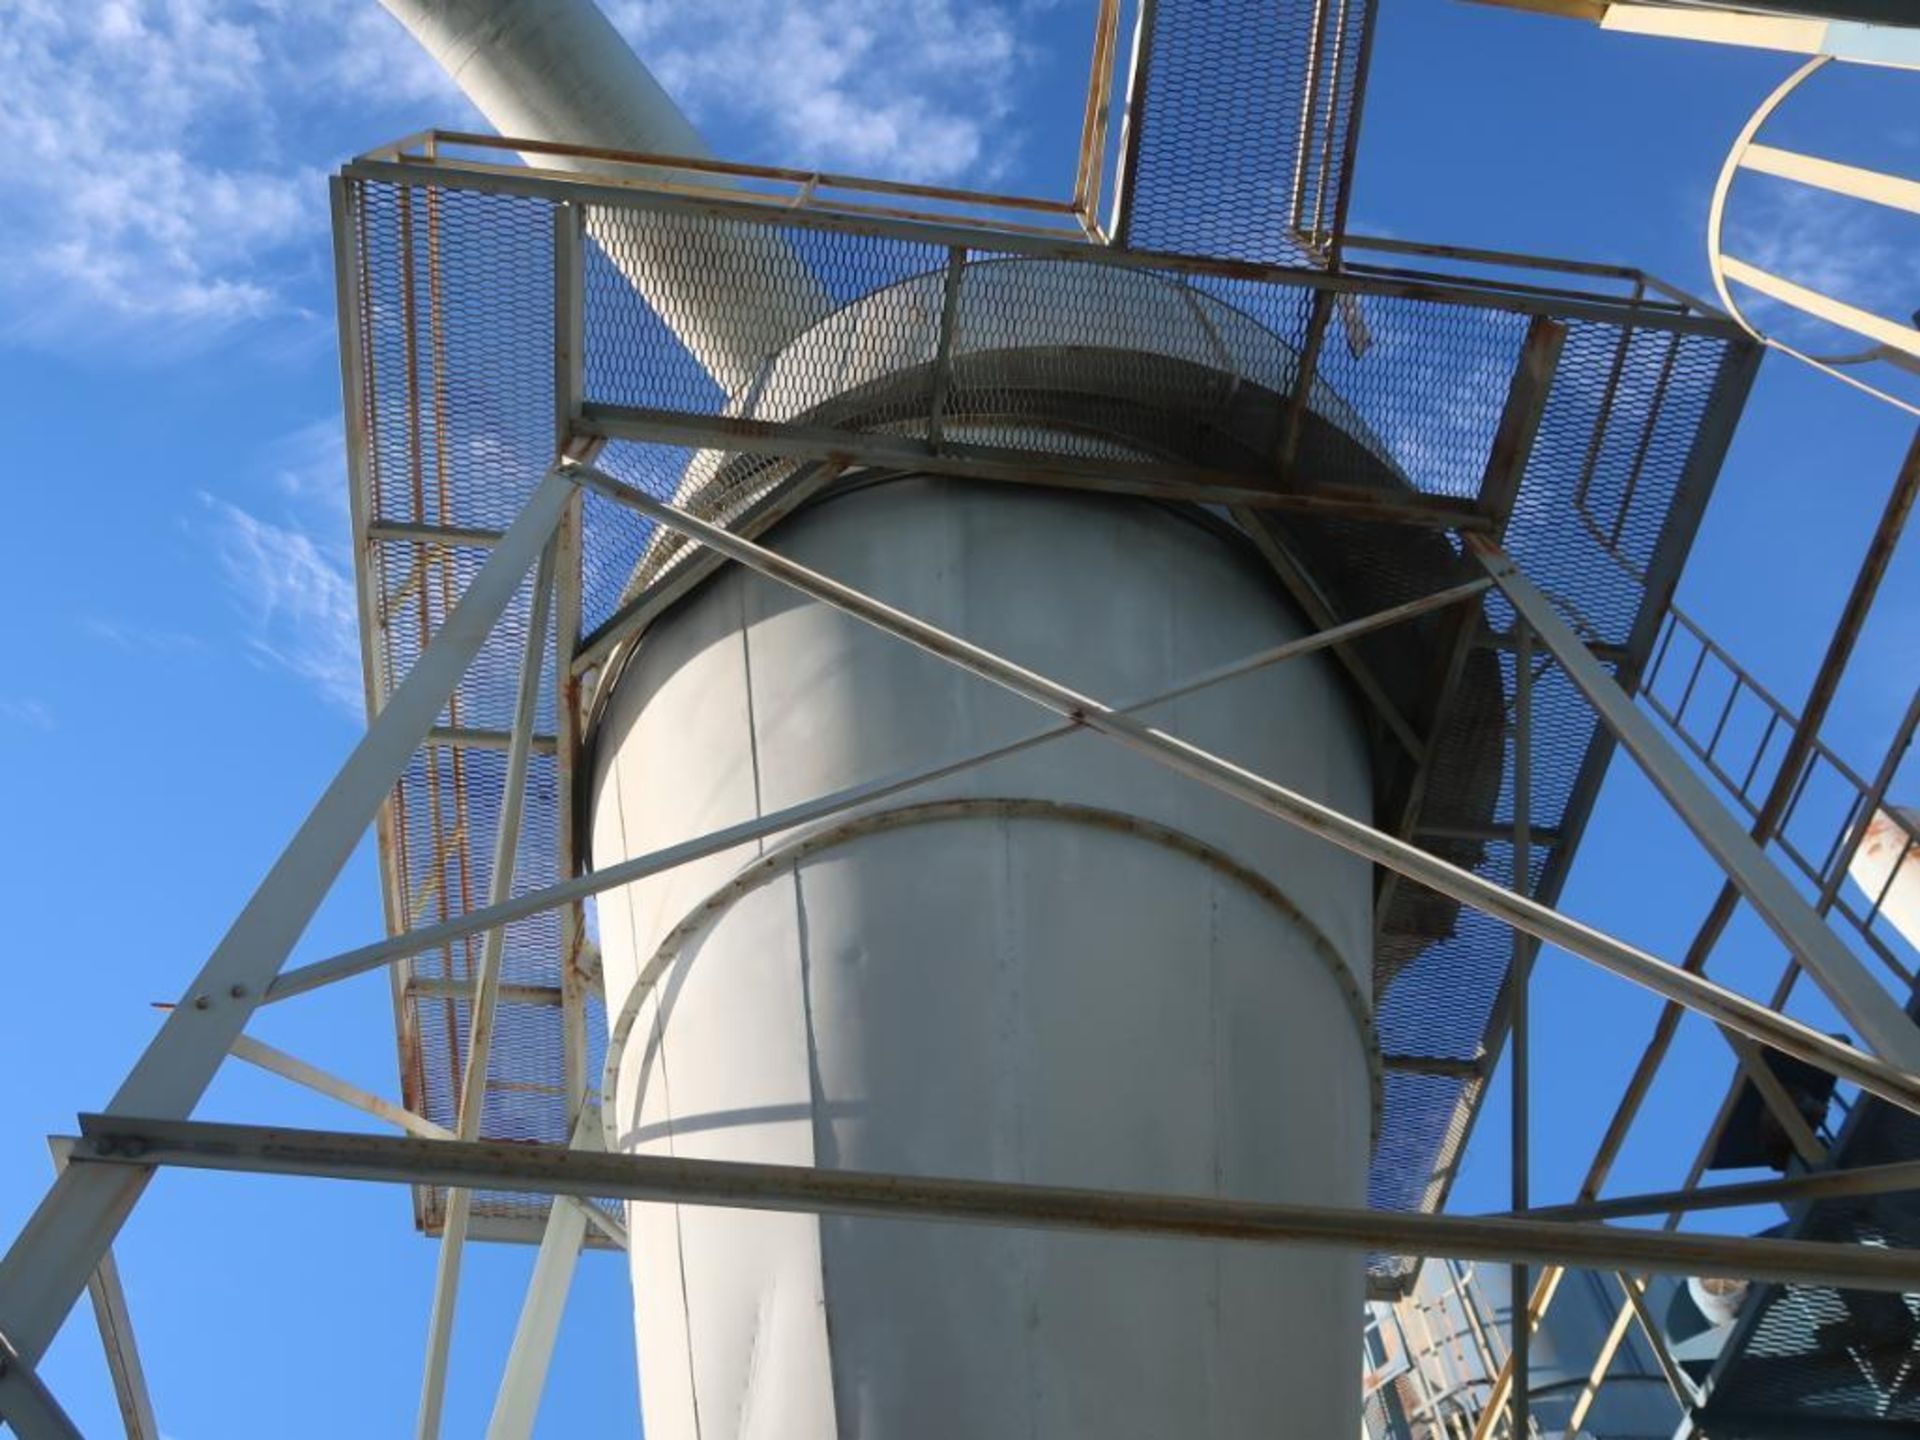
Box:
[1635,602,1917,987]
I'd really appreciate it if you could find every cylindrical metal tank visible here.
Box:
[590,471,1378,1437]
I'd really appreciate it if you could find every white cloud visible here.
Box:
[193,417,361,715]
[0,698,55,731]
[201,490,363,715]
[0,0,460,349]
[0,0,1049,350]
[1725,177,1920,357]
[604,0,1033,183]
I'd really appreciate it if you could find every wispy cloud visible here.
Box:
[188,416,361,715]
[1723,177,1920,356]
[0,0,1045,355]
[200,490,362,715]
[81,616,205,654]
[605,0,1034,183]
[0,0,460,351]
[0,698,55,731]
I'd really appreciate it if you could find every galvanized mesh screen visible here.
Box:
[338,154,1749,1278]
[1122,0,1370,263]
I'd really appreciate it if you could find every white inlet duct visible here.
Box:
[380,0,829,393]
[1850,805,1920,954]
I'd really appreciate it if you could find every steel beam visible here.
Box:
[580,465,1920,1118]
[425,726,557,755]
[486,1197,587,1440]
[0,467,573,1393]
[64,1117,1920,1294]
[571,459,847,676]
[418,541,557,1440]
[1516,1156,1920,1224]
[1476,538,1920,1077]
[368,520,507,548]
[0,1332,82,1440]
[269,575,1491,1000]
[573,402,1496,532]
[44,1141,156,1440]
[551,200,593,1135]
[485,1118,600,1440]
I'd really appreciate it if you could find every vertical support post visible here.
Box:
[926,246,966,452]
[0,467,574,1390]
[1071,0,1122,229]
[417,542,559,1439]
[46,1142,157,1440]
[1287,0,1331,241]
[1107,0,1158,246]
[551,200,591,1124]
[486,1201,589,1440]
[1474,537,1920,1077]
[1508,623,1533,1440]
[484,1118,600,1440]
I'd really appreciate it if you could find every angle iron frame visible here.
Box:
[7,445,1919,1435]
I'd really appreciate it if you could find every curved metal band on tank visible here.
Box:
[600,797,1386,1158]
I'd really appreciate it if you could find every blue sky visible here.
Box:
[1,1,1916,1434]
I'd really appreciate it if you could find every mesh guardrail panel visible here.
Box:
[1122,0,1371,263]
[339,160,1749,1279]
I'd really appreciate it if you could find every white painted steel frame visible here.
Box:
[0,464,573,1427]
[6,459,1914,1427]
[1475,539,1920,1079]
[416,540,558,1440]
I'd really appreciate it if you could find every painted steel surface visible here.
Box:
[590,478,1374,1438]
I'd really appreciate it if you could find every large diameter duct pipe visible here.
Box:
[380,0,828,393]
[1850,806,1920,953]
[591,478,1375,1438]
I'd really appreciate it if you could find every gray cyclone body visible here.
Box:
[584,255,1389,1438]
[590,470,1377,1439]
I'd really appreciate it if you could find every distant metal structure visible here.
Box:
[1364,1260,1683,1437]
[3,1,1920,1438]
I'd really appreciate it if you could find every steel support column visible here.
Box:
[484,1118,601,1440]
[418,541,558,1440]
[1474,537,1920,1075]
[0,466,572,1420]
[44,1142,154,1440]
[1509,622,1533,1440]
